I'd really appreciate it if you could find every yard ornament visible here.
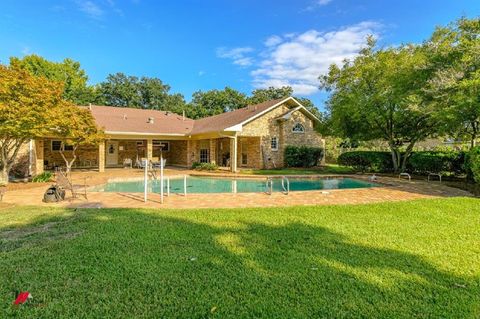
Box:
[13,291,32,305]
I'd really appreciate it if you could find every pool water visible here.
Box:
[94,176,379,194]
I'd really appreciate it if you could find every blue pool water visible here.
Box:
[93,176,379,194]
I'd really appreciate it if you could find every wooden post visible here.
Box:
[147,139,153,162]
[209,139,216,165]
[34,139,44,175]
[98,142,105,172]
[230,135,237,173]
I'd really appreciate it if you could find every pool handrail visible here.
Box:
[281,176,290,195]
[265,177,273,195]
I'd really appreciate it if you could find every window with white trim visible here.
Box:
[270,137,278,151]
[51,140,74,151]
[292,123,305,133]
[241,141,248,165]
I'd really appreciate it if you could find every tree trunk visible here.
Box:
[0,166,8,185]
[389,145,400,173]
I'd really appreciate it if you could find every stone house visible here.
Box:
[32,97,324,175]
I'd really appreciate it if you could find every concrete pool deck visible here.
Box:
[0,168,473,209]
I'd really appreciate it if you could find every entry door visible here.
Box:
[106,141,119,166]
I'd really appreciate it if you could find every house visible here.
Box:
[32,96,324,174]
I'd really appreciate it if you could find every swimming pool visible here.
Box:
[93,176,379,194]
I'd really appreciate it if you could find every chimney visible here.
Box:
[147,117,154,124]
[182,110,185,121]
[123,114,127,120]
[88,103,92,110]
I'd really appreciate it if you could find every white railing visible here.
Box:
[281,176,290,195]
[265,177,273,195]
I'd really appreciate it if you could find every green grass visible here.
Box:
[241,164,355,175]
[1,198,479,318]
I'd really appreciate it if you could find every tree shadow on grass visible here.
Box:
[0,208,478,318]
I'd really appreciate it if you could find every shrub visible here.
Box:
[32,171,53,183]
[284,145,324,168]
[408,151,464,174]
[337,151,393,172]
[10,154,30,178]
[465,147,480,183]
[192,162,218,171]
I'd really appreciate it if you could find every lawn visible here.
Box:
[1,198,479,318]
[241,164,354,175]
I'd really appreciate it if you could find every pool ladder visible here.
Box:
[265,176,290,195]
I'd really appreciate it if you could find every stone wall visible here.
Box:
[43,138,98,169]
[240,103,324,168]
[237,136,262,169]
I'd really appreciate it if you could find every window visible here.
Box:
[153,140,170,151]
[51,140,73,151]
[136,141,144,147]
[292,123,305,133]
[200,149,210,163]
[270,137,278,151]
[241,153,248,165]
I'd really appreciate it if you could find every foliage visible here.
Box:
[32,171,53,183]
[1,198,479,317]
[191,162,218,170]
[320,38,437,172]
[0,64,65,184]
[337,151,393,173]
[10,54,97,105]
[408,151,465,174]
[50,103,104,172]
[97,72,187,114]
[426,17,480,149]
[189,87,248,119]
[9,154,30,178]
[284,145,324,168]
[465,147,480,183]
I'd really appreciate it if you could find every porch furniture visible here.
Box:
[0,185,6,202]
[136,158,148,169]
[55,170,88,199]
[123,158,133,168]
[427,173,442,182]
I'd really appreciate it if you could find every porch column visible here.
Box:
[34,139,44,175]
[230,135,237,173]
[146,139,153,161]
[209,139,216,165]
[98,141,105,172]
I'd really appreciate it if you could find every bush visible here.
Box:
[10,154,30,178]
[408,151,465,175]
[337,151,393,172]
[32,171,53,183]
[192,162,218,171]
[465,147,480,183]
[284,145,324,168]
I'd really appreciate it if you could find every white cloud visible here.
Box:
[251,21,382,95]
[264,35,282,47]
[303,0,333,12]
[76,1,104,18]
[216,47,254,66]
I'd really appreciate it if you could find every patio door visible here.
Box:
[106,141,119,166]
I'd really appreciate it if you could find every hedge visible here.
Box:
[284,145,324,168]
[337,151,393,173]
[465,147,480,183]
[192,162,218,171]
[408,151,465,174]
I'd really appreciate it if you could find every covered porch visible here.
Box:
[33,135,262,175]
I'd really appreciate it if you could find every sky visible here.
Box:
[1,0,479,110]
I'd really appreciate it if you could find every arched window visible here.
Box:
[292,123,305,133]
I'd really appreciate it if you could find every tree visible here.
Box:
[189,87,248,119]
[51,104,104,173]
[0,65,56,183]
[10,54,98,105]
[320,38,437,172]
[426,17,480,149]
[97,73,187,113]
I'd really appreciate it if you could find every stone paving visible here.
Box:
[1,168,473,209]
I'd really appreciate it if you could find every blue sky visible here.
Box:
[1,1,479,109]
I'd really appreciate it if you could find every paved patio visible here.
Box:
[1,168,473,209]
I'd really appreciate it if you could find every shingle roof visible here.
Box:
[191,98,285,135]
[89,105,194,135]
[86,97,293,136]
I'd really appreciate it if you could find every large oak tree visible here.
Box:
[320,38,437,172]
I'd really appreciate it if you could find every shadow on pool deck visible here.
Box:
[1,204,479,317]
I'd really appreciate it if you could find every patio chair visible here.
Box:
[123,158,133,169]
[55,170,88,200]
[136,158,147,169]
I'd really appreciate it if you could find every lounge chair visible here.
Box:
[123,158,133,168]
[55,170,88,199]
